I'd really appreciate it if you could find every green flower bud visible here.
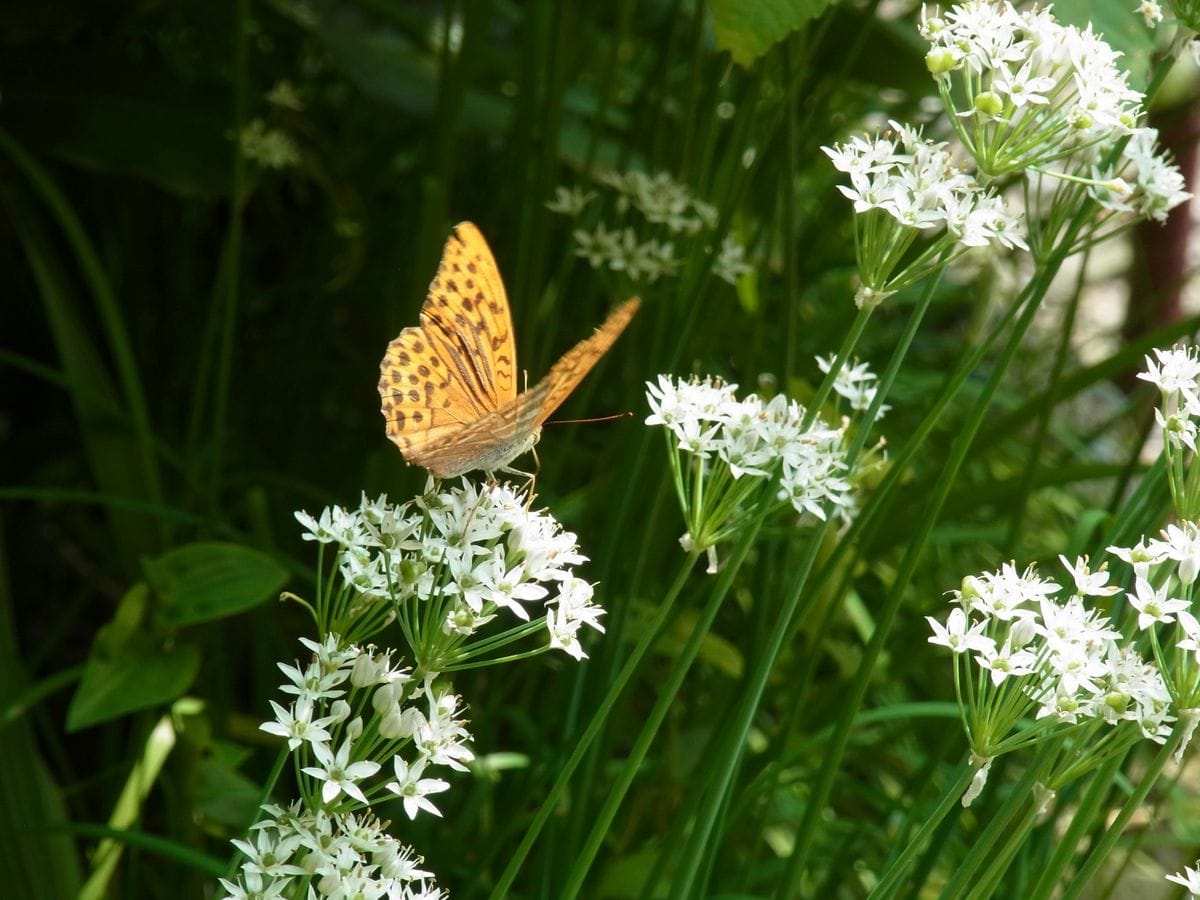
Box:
[925,47,958,75]
[973,91,1003,118]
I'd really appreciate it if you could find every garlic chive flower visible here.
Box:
[815,354,890,417]
[1025,126,1190,259]
[219,802,441,900]
[294,481,604,670]
[547,168,752,288]
[1166,860,1200,897]
[823,121,1025,307]
[921,2,1144,177]
[646,375,856,571]
[1139,345,1200,518]
[929,556,1172,805]
[226,637,466,899]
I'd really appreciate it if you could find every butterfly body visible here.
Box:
[378,222,639,478]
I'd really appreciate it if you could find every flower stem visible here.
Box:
[557,523,762,898]
[487,549,702,899]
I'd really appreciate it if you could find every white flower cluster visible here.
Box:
[815,354,890,417]
[1139,345,1200,452]
[1097,128,1192,223]
[596,169,718,235]
[220,804,443,900]
[921,1,1144,173]
[823,121,1027,251]
[712,235,754,285]
[573,222,680,284]
[240,119,301,170]
[930,557,1173,741]
[222,636,469,899]
[645,375,853,520]
[547,169,752,286]
[296,482,604,662]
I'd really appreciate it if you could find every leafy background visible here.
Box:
[3,0,1198,897]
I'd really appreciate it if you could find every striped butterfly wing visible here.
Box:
[407,298,639,477]
[378,223,518,465]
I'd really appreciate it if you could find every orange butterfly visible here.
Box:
[378,222,640,479]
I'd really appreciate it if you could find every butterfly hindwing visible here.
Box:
[532,298,641,428]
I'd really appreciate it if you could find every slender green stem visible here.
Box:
[937,749,1055,899]
[1027,752,1124,900]
[209,0,250,511]
[1059,726,1183,900]
[1002,248,1089,554]
[868,758,974,899]
[487,550,701,899]
[558,524,762,898]
[777,247,1071,896]
[0,128,165,520]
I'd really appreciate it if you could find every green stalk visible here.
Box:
[1002,248,1089,554]
[208,0,250,510]
[557,523,763,898]
[674,272,941,893]
[936,748,1055,899]
[868,758,974,899]
[1026,751,1124,900]
[0,129,164,523]
[776,244,1072,896]
[964,802,1041,900]
[487,549,701,899]
[1059,726,1183,900]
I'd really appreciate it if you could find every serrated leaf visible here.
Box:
[144,542,289,627]
[712,0,838,67]
[67,642,199,732]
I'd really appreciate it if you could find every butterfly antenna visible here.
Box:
[544,411,635,426]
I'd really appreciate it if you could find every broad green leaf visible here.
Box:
[711,0,838,67]
[67,586,200,731]
[193,749,263,830]
[4,95,229,196]
[0,516,82,897]
[144,542,289,627]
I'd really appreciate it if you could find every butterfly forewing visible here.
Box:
[419,222,517,410]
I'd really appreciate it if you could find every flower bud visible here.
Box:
[330,699,351,723]
[925,47,957,75]
[973,91,1003,118]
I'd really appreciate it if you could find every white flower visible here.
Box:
[1058,554,1120,598]
[975,640,1037,685]
[1166,861,1200,895]
[927,608,994,654]
[545,185,595,216]
[385,757,451,819]
[815,355,890,416]
[922,1,1144,174]
[713,235,754,285]
[1139,345,1200,402]
[230,826,306,881]
[300,738,381,805]
[1136,1,1163,28]
[1107,538,1166,579]
[1150,521,1200,585]
[1125,575,1189,630]
[260,698,334,751]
